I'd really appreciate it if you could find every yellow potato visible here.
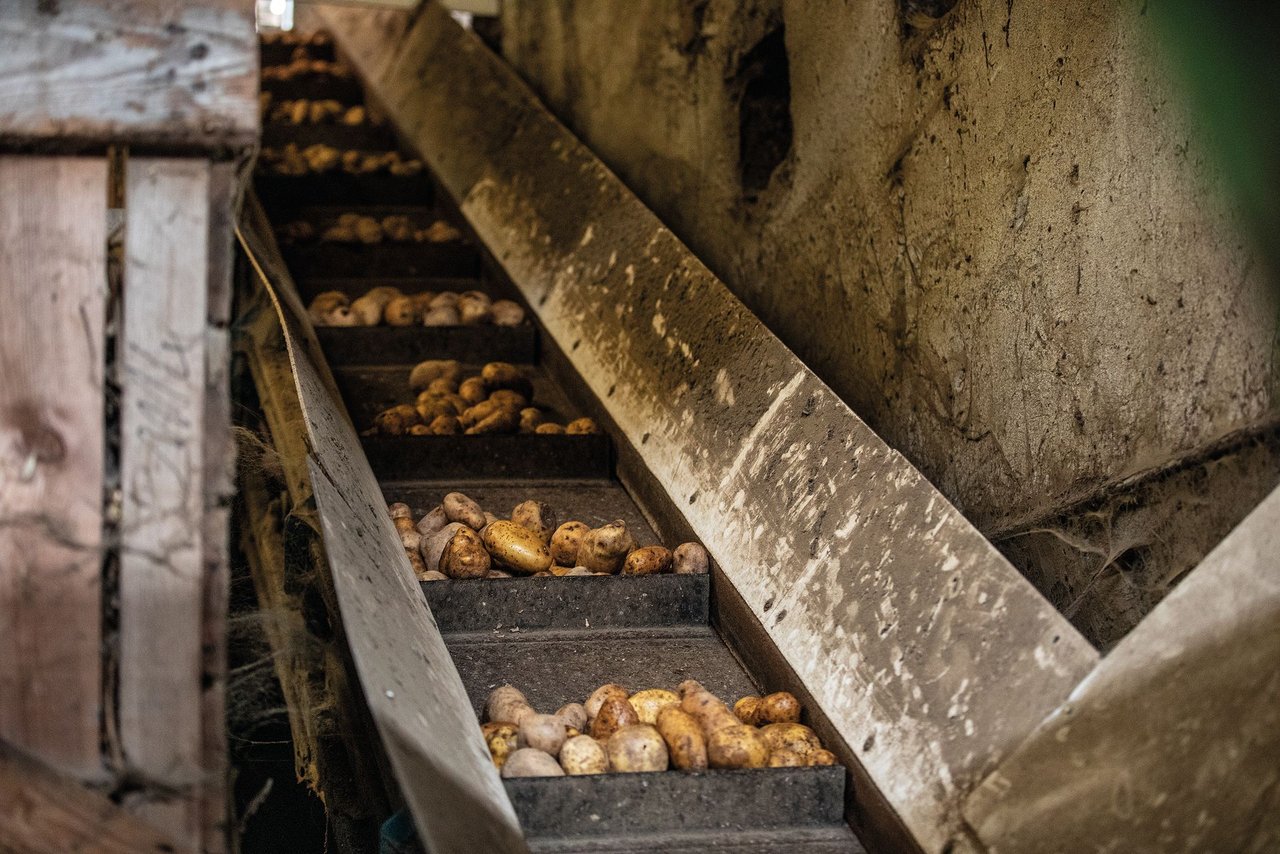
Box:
[585,683,630,720]
[629,688,680,725]
[681,689,740,736]
[808,749,838,766]
[621,546,673,576]
[733,696,763,726]
[565,417,601,435]
[607,724,669,772]
[511,500,558,544]
[768,748,807,768]
[550,521,589,566]
[558,734,608,775]
[759,691,803,724]
[589,697,638,740]
[760,722,822,757]
[656,706,707,771]
[482,520,554,574]
[707,724,770,769]
[439,526,490,579]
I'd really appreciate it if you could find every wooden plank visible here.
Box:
[0,740,190,854]
[963,484,1280,852]
[0,0,257,153]
[0,155,107,782]
[118,158,211,843]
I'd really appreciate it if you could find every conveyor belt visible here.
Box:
[251,34,863,854]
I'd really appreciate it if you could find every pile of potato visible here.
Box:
[283,214,461,245]
[261,56,352,82]
[310,291,523,329]
[390,491,707,580]
[482,682,836,777]
[258,144,424,177]
[369,360,596,438]
[261,96,377,128]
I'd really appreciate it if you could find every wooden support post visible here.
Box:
[118,158,212,846]
[0,155,108,783]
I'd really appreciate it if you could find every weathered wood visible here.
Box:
[118,158,211,846]
[962,483,1280,853]
[0,0,258,154]
[319,8,1101,851]
[0,740,190,854]
[0,155,108,782]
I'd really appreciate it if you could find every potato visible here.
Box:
[590,697,639,740]
[409,291,435,316]
[459,398,509,428]
[419,504,450,537]
[484,722,519,768]
[420,570,448,582]
[409,359,462,391]
[673,542,710,575]
[518,713,568,755]
[511,500,558,544]
[416,397,458,423]
[707,724,770,769]
[408,424,430,436]
[555,703,588,732]
[733,696,763,726]
[486,684,535,726]
[323,306,358,326]
[585,683,630,720]
[488,389,529,409]
[808,749,838,766]
[388,502,412,520]
[629,689,680,725]
[458,377,488,405]
[607,725,669,773]
[681,689,740,736]
[576,521,635,573]
[428,415,460,435]
[566,417,601,435]
[465,408,519,435]
[491,299,525,326]
[518,407,544,433]
[656,706,708,771]
[676,679,706,699]
[307,290,348,323]
[482,520,554,574]
[481,362,533,398]
[535,422,566,434]
[549,521,589,566]
[384,295,417,326]
[768,748,807,768]
[622,546,673,576]
[430,291,459,309]
[566,567,595,576]
[421,522,466,572]
[559,734,608,775]
[759,691,803,724]
[425,377,458,396]
[442,492,486,529]
[760,722,822,757]
[501,748,564,778]
[486,568,513,578]
[349,293,384,325]
[458,294,492,325]
[374,404,421,436]
[423,305,460,326]
[440,526,490,579]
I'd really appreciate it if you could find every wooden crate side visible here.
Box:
[118,158,212,844]
[0,155,108,782]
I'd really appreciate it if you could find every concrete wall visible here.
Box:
[500,0,1280,646]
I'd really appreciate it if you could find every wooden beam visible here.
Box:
[118,157,211,846]
[0,740,190,854]
[0,0,258,154]
[0,155,108,783]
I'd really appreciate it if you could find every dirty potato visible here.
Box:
[589,698,639,740]
[383,295,417,326]
[482,520,554,574]
[656,706,708,771]
[621,546,673,576]
[606,725,669,773]
[585,683,630,720]
[458,376,488,405]
[501,748,564,778]
[535,423,566,435]
[760,722,822,758]
[673,542,710,575]
[559,734,608,775]
[421,522,466,572]
[481,361,533,398]
[550,521,589,566]
[374,404,421,436]
[511,500,558,544]
[555,703,588,732]
[423,305,460,326]
[565,417,601,435]
[681,688,740,736]
[486,684,536,726]
[733,696,763,726]
[758,691,803,724]
[707,724,770,769]
[808,749,838,766]
[491,299,525,326]
[442,492,486,529]
[768,748,808,768]
[518,407,544,433]
[483,722,519,769]
[429,415,461,435]
[628,689,680,725]
[408,359,462,391]
[440,526,490,579]
[518,713,568,755]
[465,407,519,435]
[576,521,635,574]
[415,505,449,538]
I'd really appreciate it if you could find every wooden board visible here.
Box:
[0,155,108,782]
[0,0,257,153]
[118,158,211,843]
[0,741,188,854]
